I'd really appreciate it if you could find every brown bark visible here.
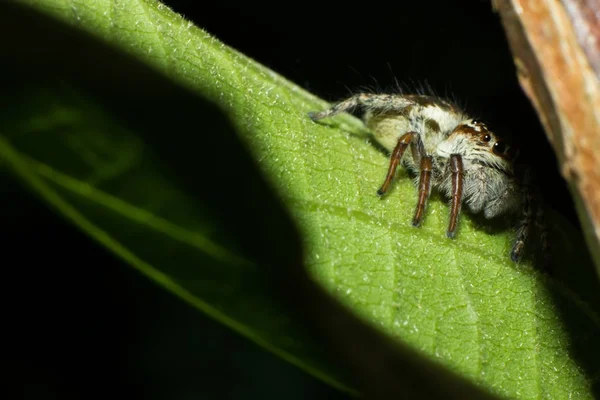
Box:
[494,0,600,273]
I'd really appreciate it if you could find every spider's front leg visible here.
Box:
[511,187,552,271]
[510,166,542,263]
[376,131,419,196]
[535,204,552,271]
[376,131,432,228]
[447,154,464,239]
[511,188,535,263]
[412,155,434,227]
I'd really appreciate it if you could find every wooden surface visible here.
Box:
[494,0,600,273]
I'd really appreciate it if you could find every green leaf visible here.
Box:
[4,1,600,399]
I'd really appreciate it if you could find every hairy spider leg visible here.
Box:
[307,93,415,121]
[534,195,552,272]
[377,132,418,196]
[511,186,535,263]
[374,131,431,227]
[412,156,433,227]
[447,154,464,238]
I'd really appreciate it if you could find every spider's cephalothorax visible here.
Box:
[308,93,549,265]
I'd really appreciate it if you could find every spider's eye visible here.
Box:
[483,134,491,142]
[493,141,506,154]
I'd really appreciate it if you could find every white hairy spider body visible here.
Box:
[363,97,520,219]
[308,92,548,265]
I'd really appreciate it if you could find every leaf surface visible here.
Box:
[4,1,600,399]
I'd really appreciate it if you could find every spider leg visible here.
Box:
[534,197,552,272]
[447,154,464,239]
[377,131,419,196]
[511,186,534,263]
[412,155,433,227]
[308,93,413,121]
[376,131,430,227]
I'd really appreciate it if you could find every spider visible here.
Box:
[308,92,549,266]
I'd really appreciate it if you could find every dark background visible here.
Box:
[5,1,578,399]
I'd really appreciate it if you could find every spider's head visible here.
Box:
[436,119,517,172]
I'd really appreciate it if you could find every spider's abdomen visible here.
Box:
[363,111,412,151]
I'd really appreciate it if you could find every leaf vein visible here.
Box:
[452,242,482,380]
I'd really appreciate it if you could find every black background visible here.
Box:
[5,1,580,399]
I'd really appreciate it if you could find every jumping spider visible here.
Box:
[308,92,549,266]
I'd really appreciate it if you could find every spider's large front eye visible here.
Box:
[493,141,506,154]
[483,134,491,142]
